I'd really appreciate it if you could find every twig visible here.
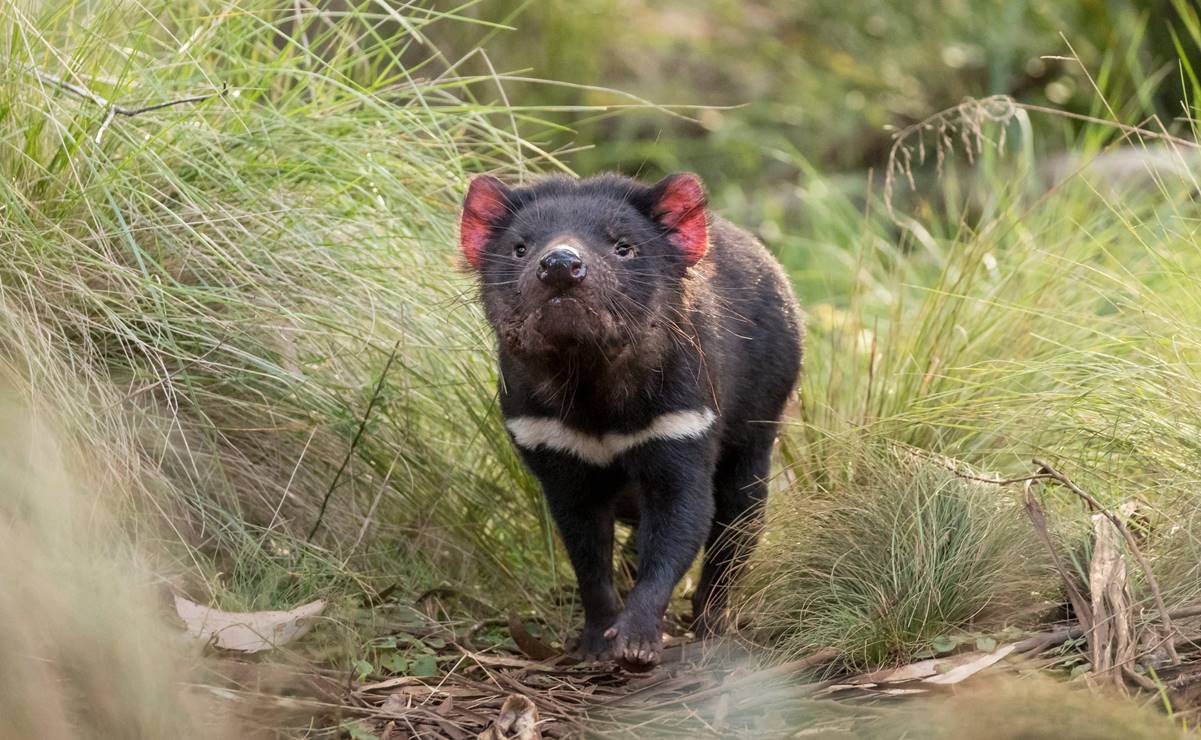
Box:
[1023,481,1094,635]
[1032,459,1181,665]
[307,341,401,541]
[903,445,1054,487]
[1122,665,1159,691]
[936,451,1183,668]
[951,469,1056,486]
[29,67,225,143]
[1011,601,1201,656]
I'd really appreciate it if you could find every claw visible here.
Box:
[605,615,663,671]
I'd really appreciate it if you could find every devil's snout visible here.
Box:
[537,246,586,290]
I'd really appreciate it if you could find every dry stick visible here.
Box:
[944,458,1183,667]
[1032,458,1182,666]
[307,341,401,541]
[1022,481,1094,635]
[29,67,225,143]
[1013,624,1083,654]
[1012,601,1201,656]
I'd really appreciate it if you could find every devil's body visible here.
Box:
[461,173,803,667]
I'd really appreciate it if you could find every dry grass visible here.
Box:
[0,380,237,739]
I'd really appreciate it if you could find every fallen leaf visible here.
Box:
[478,694,540,740]
[174,594,325,653]
[826,683,875,692]
[923,644,1016,685]
[865,657,941,683]
[380,694,409,716]
[357,676,426,693]
[508,614,559,661]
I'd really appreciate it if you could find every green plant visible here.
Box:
[741,445,1047,668]
[0,0,565,626]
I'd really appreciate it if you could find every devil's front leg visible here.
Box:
[522,452,624,662]
[607,440,715,668]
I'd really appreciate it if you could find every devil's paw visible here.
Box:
[604,614,662,670]
[565,622,615,664]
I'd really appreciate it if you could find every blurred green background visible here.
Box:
[441,1,1196,175]
[417,0,1201,310]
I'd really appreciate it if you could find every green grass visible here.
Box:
[0,0,568,621]
[0,390,228,740]
[767,106,1201,655]
[742,445,1049,668]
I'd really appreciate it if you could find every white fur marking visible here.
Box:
[506,409,717,466]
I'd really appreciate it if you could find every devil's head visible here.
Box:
[460,173,709,367]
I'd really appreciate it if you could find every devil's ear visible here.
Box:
[460,175,513,269]
[647,172,708,266]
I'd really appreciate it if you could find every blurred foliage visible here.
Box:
[434,0,1200,280]
[443,0,1196,179]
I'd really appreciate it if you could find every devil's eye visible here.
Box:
[513,243,527,258]
[614,239,637,258]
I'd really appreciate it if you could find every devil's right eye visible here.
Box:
[513,243,527,257]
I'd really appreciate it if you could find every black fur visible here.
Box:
[463,173,803,667]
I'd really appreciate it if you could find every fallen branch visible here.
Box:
[1012,601,1201,656]
[1023,481,1094,635]
[1033,459,1181,665]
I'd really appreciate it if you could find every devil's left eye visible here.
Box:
[614,239,637,258]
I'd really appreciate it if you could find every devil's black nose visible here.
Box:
[537,246,586,289]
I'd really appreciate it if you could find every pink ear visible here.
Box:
[460,175,511,269]
[650,173,708,266]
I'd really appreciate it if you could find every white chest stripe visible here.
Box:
[506,409,717,466]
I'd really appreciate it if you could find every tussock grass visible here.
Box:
[742,446,1048,667]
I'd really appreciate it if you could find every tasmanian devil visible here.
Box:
[460,172,803,667]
